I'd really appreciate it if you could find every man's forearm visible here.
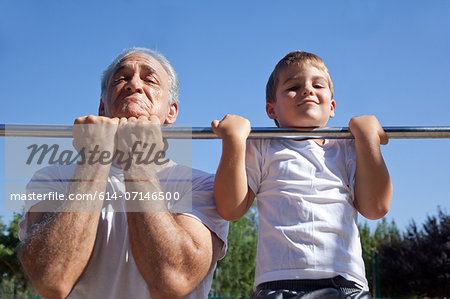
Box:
[20,164,109,298]
[124,177,215,299]
[20,212,101,298]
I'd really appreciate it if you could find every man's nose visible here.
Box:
[126,75,144,93]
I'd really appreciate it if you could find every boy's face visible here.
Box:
[266,64,335,128]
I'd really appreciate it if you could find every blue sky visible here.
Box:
[1,0,449,232]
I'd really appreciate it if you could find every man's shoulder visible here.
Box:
[162,162,214,186]
[28,164,78,183]
[191,167,214,181]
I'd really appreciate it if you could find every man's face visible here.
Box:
[100,53,178,124]
[266,64,335,128]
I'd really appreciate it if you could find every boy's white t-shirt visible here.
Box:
[246,138,368,290]
[19,163,228,299]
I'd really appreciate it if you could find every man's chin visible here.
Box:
[115,109,150,119]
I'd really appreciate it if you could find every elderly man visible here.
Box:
[19,48,228,299]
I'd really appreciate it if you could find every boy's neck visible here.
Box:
[291,138,325,145]
[313,138,326,145]
[279,126,327,145]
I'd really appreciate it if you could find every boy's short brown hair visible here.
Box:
[266,51,334,103]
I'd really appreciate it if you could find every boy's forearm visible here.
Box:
[214,138,253,221]
[354,140,392,220]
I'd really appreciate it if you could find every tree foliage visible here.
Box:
[0,208,448,298]
[210,207,258,298]
[359,217,401,294]
[0,213,38,298]
[360,207,449,298]
[378,207,449,297]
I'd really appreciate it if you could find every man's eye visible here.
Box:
[113,77,126,84]
[144,77,157,84]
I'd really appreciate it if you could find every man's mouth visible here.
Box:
[122,95,144,102]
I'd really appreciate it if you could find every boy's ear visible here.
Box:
[266,102,277,119]
[329,99,336,118]
[164,102,178,124]
[99,98,106,116]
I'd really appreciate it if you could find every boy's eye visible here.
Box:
[287,86,299,92]
[313,84,324,88]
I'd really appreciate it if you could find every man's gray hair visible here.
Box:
[101,47,179,105]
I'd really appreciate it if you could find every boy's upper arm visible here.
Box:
[346,140,357,202]
[242,186,255,216]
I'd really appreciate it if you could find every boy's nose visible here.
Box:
[302,86,314,96]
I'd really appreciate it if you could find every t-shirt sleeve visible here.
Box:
[179,169,229,260]
[345,140,357,201]
[245,139,263,195]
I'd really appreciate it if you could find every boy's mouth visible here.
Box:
[298,99,318,106]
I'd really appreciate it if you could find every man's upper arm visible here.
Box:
[174,214,224,267]
[177,168,229,260]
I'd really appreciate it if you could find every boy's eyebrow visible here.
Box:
[312,75,328,84]
[281,74,328,85]
[281,76,299,86]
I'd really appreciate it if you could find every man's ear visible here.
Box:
[329,99,336,118]
[99,98,106,116]
[164,102,179,124]
[266,102,277,120]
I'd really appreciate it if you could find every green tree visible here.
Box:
[0,214,22,284]
[379,207,449,297]
[0,213,38,298]
[359,218,400,296]
[210,207,258,298]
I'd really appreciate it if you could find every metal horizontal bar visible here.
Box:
[1,124,450,139]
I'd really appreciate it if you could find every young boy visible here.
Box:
[211,51,392,298]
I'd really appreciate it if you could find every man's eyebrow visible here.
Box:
[112,64,159,77]
[140,64,158,75]
[112,65,128,76]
